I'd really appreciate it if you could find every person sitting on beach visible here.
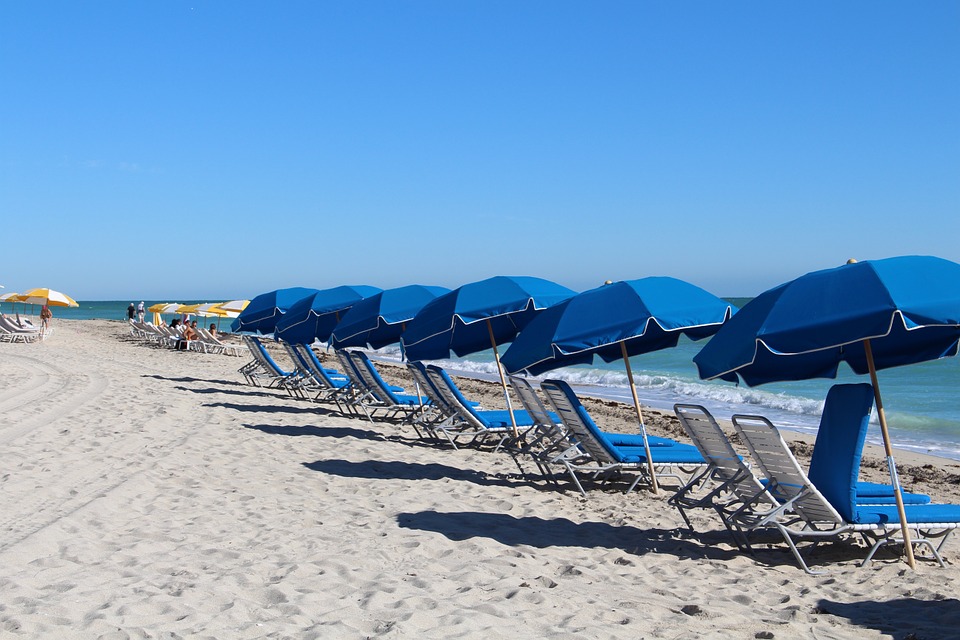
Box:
[209,324,218,338]
[170,318,181,329]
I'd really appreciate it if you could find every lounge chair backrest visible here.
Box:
[540,379,620,464]
[296,344,344,387]
[335,349,369,392]
[251,336,290,376]
[508,376,554,425]
[350,351,395,403]
[731,415,844,526]
[425,365,484,430]
[674,404,770,503]
[807,383,875,521]
[408,362,454,414]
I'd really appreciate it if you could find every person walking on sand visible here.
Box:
[40,304,52,337]
[127,303,136,321]
[137,301,145,322]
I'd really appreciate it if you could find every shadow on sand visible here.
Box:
[396,510,738,561]
[815,597,960,638]
[303,459,529,489]
[244,423,386,441]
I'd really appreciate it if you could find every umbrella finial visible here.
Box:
[846,258,858,264]
[603,280,613,285]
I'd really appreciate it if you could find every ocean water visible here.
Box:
[17,300,960,462]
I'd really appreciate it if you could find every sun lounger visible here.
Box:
[424,364,537,451]
[670,404,780,548]
[731,412,960,574]
[346,351,432,426]
[540,379,706,496]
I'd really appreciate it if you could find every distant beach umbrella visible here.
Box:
[274,285,382,345]
[330,284,450,350]
[402,276,576,437]
[148,303,181,314]
[502,277,734,492]
[17,288,79,307]
[217,299,250,314]
[693,255,960,569]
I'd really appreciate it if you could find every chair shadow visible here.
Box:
[303,459,527,489]
[174,385,281,399]
[143,374,246,387]
[204,401,340,416]
[244,423,386,441]
[396,510,738,561]
[815,597,960,637]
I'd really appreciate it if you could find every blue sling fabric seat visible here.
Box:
[540,379,705,496]
[731,411,960,574]
[808,383,930,506]
[424,364,537,450]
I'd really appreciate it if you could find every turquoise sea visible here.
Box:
[16,299,960,462]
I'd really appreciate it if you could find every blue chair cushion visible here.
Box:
[605,433,676,448]
[849,503,960,526]
[614,442,705,465]
[474,410,536,429]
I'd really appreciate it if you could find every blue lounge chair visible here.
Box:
[731,412,960,574]
[540,379,706,496]
[240,336,297,390]
[670,404,779,546]
[424,364,537,450]
[808,383,930,505]
[348,351,432,426]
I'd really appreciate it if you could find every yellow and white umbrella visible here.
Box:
[217,299,249,313]
[18,287,79,307]
[148,303,182,314]
[197,302,239,318]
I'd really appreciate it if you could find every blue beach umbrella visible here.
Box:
[502,277,735,492]
[274,285,382,345]
[693,255,960,569]
[329,284,451,350]
[402,275,576,436]
[231,287,319,334]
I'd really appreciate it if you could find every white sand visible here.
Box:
[1,320,958,638]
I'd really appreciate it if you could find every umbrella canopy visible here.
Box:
[693,255,960,570]
[502,277,735,493]
[198,302,239,318]
[502,277,735,376]
[401,276,576,361]
[148,302,182,314]
[0,292,21,303]
[402,275,576,438]
[176,303,201,315]
[693,256,960,385]
[218,299,250,313]
[330,284,450,350]
[230,287,319,334]
[18,287,79,307]
[274,285,382,345]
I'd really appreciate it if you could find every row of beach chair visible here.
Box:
[0,315,43,342]
[234,336,959,574]
[129,320,248,356]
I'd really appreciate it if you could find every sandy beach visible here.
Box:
[1,320,959,639]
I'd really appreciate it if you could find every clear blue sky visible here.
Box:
[2,2,957,300]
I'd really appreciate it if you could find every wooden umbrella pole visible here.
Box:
[487,319,521,440]
[621,342,659,494]
[864,339,916,570]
